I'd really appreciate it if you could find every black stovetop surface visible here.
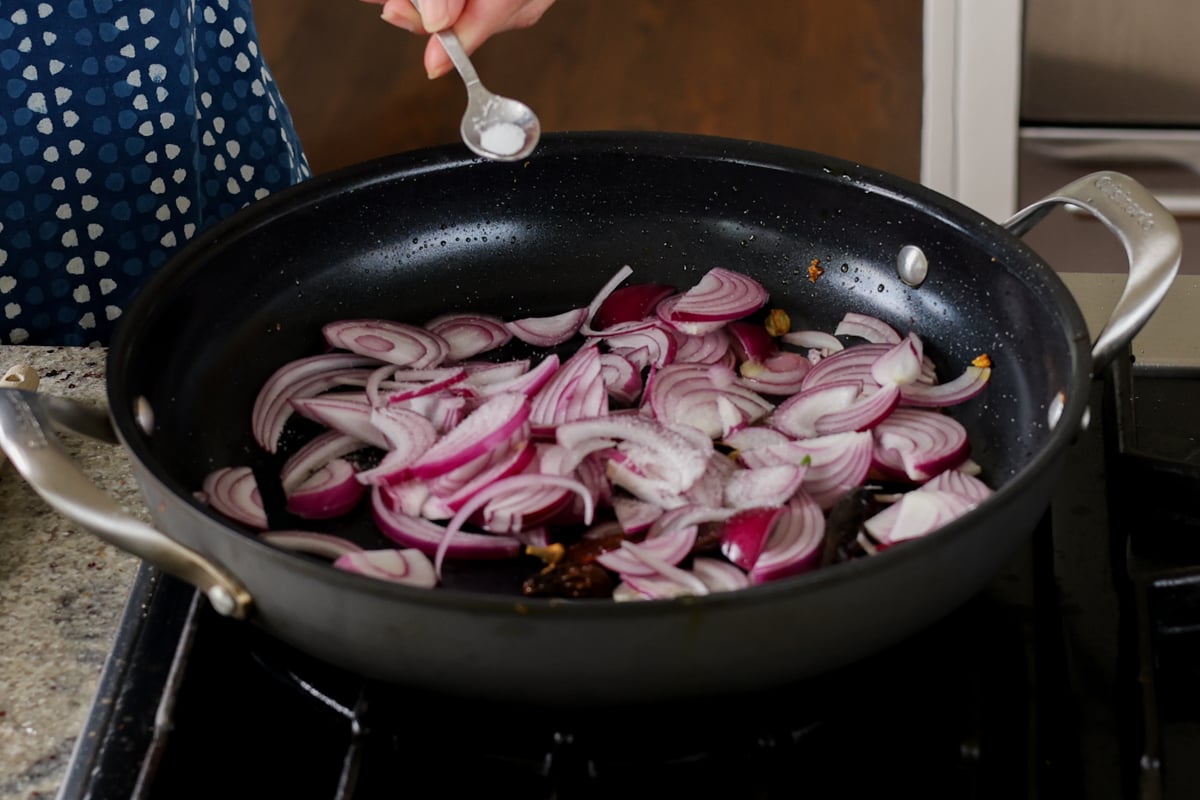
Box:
[57,357,1200,800]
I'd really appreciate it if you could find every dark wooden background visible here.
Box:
[254,0,923,180]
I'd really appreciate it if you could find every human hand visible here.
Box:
[363,0,557,79]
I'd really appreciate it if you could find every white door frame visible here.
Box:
[920,0,1024,222]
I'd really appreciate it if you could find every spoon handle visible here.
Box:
[409,0,482,88]
[433,30,482,89]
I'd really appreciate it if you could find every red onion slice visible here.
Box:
[200,466,268,530]
[252,356,378,452]
[871,333,925,386]
[925,468,994,502]
[435,473,595,575]
[371,486,521,559]
[672,326,733,366]
[780,329,844,353]
[286,458,366,519]
[722,464,806,509]
[290,394,388,450]
[645,363,773,439]
[691,557,752,592]
[873,408,971,482]
[323,319,450,368]
[425,312,512,361]
[280,431,367,493]
[863,489,978,546]
[738,351,813,396]
[770,381,863,439]
[899,366,992,407]
[596,522,698,577]
[556,414,713,497]
[834,312,902,344]
[665,267,769,323]
[749,492,826,583]
[333,548,438,588]
[506,307,589,347]
[812,382,901,436]
[719,505,787,570]
[598,353,643,406]
[589,279,676,332]
[408,392,532,481]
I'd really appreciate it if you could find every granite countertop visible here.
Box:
[0,346,142,800]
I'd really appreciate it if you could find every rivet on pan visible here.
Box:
[1047,391,1066,430]
[896,244,928,287]
[135,396,155,436]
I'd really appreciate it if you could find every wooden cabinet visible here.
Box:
[254,0,922,180]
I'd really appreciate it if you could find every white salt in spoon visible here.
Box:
[412,1,541,161]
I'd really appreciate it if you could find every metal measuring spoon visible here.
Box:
[411,2,541,161]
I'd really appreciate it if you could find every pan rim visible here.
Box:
[106,130,1094,617]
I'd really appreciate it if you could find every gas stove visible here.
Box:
[55,351,1200,800]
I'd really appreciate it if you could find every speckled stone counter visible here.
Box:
[0,346,141,800]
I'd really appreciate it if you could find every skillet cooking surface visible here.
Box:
[110,132,1085,597]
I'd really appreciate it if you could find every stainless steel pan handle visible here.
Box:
[0,389,252,618]
[1003,171,1182,372]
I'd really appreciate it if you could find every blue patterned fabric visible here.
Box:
[0,0,310,345]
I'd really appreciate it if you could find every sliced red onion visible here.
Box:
[582,264,636,331]
[683,450,737,507]
[812,382,901,436]
[290,394,389,450]
[323,319,450,368]
[925,468,994,502]
[612,494,664,534]
[738,351,813,396]
[722,464,806,509]
[596,521,697,577]
[603,323,679,371]
[333,548,438,588]
[252,355,379,452]
[381,367,468,404]
[286,458,366,519]
[472,353,560,399]
[259,530,364,561]
[672,326,733,366]
[780,329,844,353]
[405,392,531,481]
[613,540,709,595]
[770,381,863,439]
[654,294,732,337]
[665,267,769,323]
[863,489,977,546]
[556,414,713,499]
[598,353,643,406]
[430,441,537,512]
[644,362,773,439]
[280,431,367,493]
[691,557,752,592]
[871,333,925,386]
[528,344,606,434]
[873,408,971,482]
[720,425,791,453]
[719,505,787,570]
[727,321,777,363]
[201,466,268,530]
[435,473,595,575]
[899,366,991,407]
[739,431,875,510]
[371,486,522,559]
[800,344,888,393]
[425,312,512,361]
[354,407,440,487]
[749,492,826,583]
[506,306,589,347]
[834,312,902,344]
[589,279,675,332]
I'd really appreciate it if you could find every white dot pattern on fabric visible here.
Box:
[0,0,311,345]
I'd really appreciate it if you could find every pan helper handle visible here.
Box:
[0,389,252,619]
[1003,171,1181,373]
